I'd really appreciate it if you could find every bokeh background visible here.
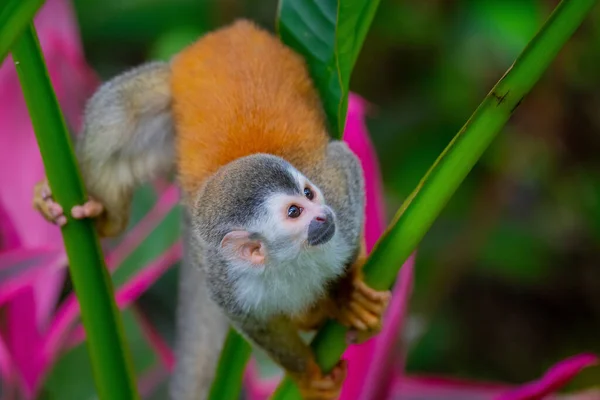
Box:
[6,0,600,398]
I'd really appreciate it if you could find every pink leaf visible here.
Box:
[105,185,180,269]
[0,248,65,306]
[494,353,598,400]
[342,94,388,252]
[0,333,14,386]
[343,256,415,400]
[53,242,183,355]
[392,374,515,400]
[131,307,176,372]
[137,363,170,398]
[243,360,280,400]
[5,293,43,397]
[0,0,98,396]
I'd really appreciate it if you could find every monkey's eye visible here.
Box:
[304,187,314,200]
[287,205,302,218]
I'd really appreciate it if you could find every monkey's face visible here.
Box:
[217,158,337,269]
[263,185,336,248]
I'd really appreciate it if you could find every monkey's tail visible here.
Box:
[169,222,230,400]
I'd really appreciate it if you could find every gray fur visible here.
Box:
[76,61,174,234]
[169,208,229,400]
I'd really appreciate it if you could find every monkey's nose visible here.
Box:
[315,214,327,223]
[307,214,335,246]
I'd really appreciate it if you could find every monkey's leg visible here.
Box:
[232,315,346,400]
[33,179,104,227]
[332,238,391,344]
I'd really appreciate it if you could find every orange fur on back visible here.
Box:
[170,20,329,199]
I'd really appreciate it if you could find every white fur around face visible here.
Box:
[224,166,352,320]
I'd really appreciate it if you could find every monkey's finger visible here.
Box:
[348,301,379,329]
[303,391,338,400]
[33,179,51,199]
[309,377,336,390]
[33,180,56,221]
[355,280,391,302]
[33,196,52,220]
[351,291,387,315]
[338,309,367,331]
[48,203,64,218]
[33,198,67,226]
[43,201,65,223]
[71,200,103,219]
[83,199,104,218]
[315,390,340,400]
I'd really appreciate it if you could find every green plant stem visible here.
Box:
[272,0,597,398]
[0,0,44,64]
[12,25,139,400]
[207,330,252,400]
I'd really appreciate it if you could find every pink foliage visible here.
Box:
[494,354,598,400]
[0,0,98,396]
[0,1,179,397]
[0,0,597,398]
[339,94,416,400]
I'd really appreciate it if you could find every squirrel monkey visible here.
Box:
[32,20,390,400]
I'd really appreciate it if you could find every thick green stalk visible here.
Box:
[207,330,252,400]
[272,0,597,398]
[12,25,139,400]
[0,0,44,64]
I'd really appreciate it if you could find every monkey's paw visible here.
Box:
[294,360,347,400]
[33,180,104,227]
[336,279,391,344]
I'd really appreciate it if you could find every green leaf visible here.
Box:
[111,205,181,287]
[276,0,380,138]
[12,25,139,400]
[0,0,44,64]
[272,0,598,397]
[207,330,252,400]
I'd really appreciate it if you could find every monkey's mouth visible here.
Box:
[307,222,335,246]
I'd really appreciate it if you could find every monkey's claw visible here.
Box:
[33,180,104,226]
[337,279,391,344]
[295,360,347,400]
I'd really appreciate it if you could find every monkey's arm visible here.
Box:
[33,61,174,237]
[231,314,346,400]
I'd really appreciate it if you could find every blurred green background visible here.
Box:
[68,0,600,391]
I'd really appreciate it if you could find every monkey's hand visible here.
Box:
[335,277,391,345]
[33,179,105,227]
[288,359,347,400]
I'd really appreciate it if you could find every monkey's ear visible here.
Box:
[220,231,266,266]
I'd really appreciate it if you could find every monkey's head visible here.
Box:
[195,153,340,266]
[194,153,353,316]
